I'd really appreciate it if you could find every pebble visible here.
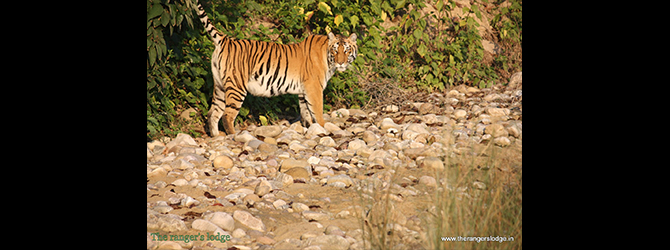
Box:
[213,155,233,169]
[147,83,522,249]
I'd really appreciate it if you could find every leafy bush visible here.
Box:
[147,0,522,140]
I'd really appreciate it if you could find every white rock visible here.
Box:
[234,130,257,143]
[205,212,236,231]
[305,123,329,137]
[292,202,310,212]
[318,137,337,147]
[327,174,354,187]
[493,137,511,147]
[192,219,221,232]
[213,155,234,169]
[253,125,282,138]
[165,133,197,151]
[333,108,350,118]
[273,199,287,209]
[172,179,189,186]
[181,196,199,207]
[289,141,309,151]
[380,118,400,132]
[232,228,246,238]
[382,105,399,112]
[454,109,467,119]
[418,176,437,187]
[172,159,195,170]
[306,235,350,250]
[347,139,367,151]
[487,107,510,117]
[323,122,342,133]
[233,210,266,232]
[307,156,321,165]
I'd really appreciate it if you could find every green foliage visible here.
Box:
[147,0,522,140]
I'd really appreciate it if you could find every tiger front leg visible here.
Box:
[300,82,325,127]
[222,107,238,135]
[298,93,315,127]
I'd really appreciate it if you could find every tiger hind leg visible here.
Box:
[221,77,247,136]
[207,83,226,137]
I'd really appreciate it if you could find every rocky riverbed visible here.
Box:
[147,80,522,250]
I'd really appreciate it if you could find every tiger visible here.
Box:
[197,2,358,137]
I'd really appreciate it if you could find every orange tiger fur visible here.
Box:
[197,2,358,136]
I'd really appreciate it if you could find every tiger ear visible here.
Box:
[328,32,336,41]
[348,33,357,43]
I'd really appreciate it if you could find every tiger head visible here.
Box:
[327,32,358,72]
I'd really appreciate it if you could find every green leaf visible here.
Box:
[318,2,332,15]
[239,107,250,117]
[334,15,343,27]
[161,11,170,27]
[350,15,359,29]
[259,115,268,126]
[413,29,423,40]
[417,43,428,57]
[148,46,156,66]
[147,3,163,20]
